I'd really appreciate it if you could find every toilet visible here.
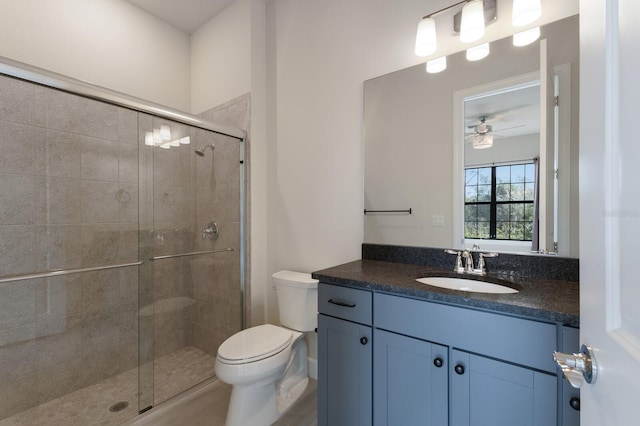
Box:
[215,270,318,426]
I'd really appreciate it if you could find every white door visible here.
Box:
[580,0,640,424]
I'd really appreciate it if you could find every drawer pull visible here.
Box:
[433,357,444,368]
[454,364,465,375]
[328,299,356,308]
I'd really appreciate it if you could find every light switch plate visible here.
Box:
[432,214,445,227]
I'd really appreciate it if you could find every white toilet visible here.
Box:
[215,270,318,426]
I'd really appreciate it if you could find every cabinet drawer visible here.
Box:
[319,283,372,325]
[375,293,557,373]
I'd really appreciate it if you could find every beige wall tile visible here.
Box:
[0,121,39,175]
[81,137,119,181]
[0,76,35,126]
[35,130,82,178]
[0,226,35,277]
[34,176,82,225]
[0,174,35,225]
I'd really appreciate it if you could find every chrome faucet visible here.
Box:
[444,249,498,275]
[462,250,474,274]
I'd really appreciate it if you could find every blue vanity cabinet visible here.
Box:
[450,349,557,426]
[373,329,448,425]
[318,283,373,426]
[374,292,560,426]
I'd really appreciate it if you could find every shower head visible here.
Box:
[195,144,215,157]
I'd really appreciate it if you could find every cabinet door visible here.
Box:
[451,350,557,426]
[318,314,372,426]
[373,329,447,426]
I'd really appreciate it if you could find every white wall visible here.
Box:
[190,0,253,114]
[265,0,579,320]
[0,0,191,111]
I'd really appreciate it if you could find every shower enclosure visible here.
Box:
[0,59,246,425]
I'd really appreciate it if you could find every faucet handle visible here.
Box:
[480,252,499,258]
[475,252,499,275]
[444,249,464,273]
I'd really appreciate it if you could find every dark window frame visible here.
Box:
[464,162,535,241]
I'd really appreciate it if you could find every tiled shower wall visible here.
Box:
[191,93,250,357]
[0,74,139,418]
[0,71,249,419]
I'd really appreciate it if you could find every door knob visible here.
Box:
[553,344,597,388]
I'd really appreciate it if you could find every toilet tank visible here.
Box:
[273,270,318,332]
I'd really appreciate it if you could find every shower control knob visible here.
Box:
[202,220,219,240]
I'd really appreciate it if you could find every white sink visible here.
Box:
[416,276,519,294]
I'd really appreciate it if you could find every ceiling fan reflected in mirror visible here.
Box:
[465,116,525,149]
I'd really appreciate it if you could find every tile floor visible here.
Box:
[0,345,317,426]
[0,346,216,426]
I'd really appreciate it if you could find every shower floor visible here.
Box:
[0,346,216,426]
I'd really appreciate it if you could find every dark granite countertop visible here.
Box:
[312,259,579,327]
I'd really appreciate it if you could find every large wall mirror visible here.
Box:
[364,14,579,258]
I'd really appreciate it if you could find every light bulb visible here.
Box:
[466,43,490,61]
[158,143,171,150]
[460,0,485,43]
[415,18,437,57]
[512,0,541,27]
[160,125,171,141]
[513,27,540,46]
[426,56,447,73]
[144,132,154,146]
[153,128,161,144]
[170,139,180,147]
[179,136,191,145]
[472,133,493,149]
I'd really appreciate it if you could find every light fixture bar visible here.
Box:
[453,0,497,34]
[422,0,468,19]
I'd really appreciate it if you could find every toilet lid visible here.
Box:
[217,324,293,364]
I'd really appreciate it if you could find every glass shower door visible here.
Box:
[138,115,244,409]
[0,74,142,425]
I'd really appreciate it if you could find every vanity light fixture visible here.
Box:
[415,17,437,56]
[466,43,490,61]
[144,131,154,146]
[426,56,447,73]
[160,125,171,140]
[179,136,191,145]
[512,26,541,46]
[415,0,541,73]
[460,0,486,43]
[512,0,542,27]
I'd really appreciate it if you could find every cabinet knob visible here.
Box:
[569,397,580,411]
[433,357,444,368]
[360,337,368,345]
[454,364,465,375]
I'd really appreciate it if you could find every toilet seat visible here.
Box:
[217,324,293,365]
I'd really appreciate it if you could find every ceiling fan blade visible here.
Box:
[492,124,526,133]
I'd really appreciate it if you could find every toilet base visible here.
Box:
[223,338,309,426]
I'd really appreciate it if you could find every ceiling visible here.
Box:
[464,84,541,139]
[125,0,236,34]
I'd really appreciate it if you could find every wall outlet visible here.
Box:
[432,214,445,227]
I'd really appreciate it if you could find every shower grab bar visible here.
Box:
[151,248,235,261]
[0,261,143,284]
